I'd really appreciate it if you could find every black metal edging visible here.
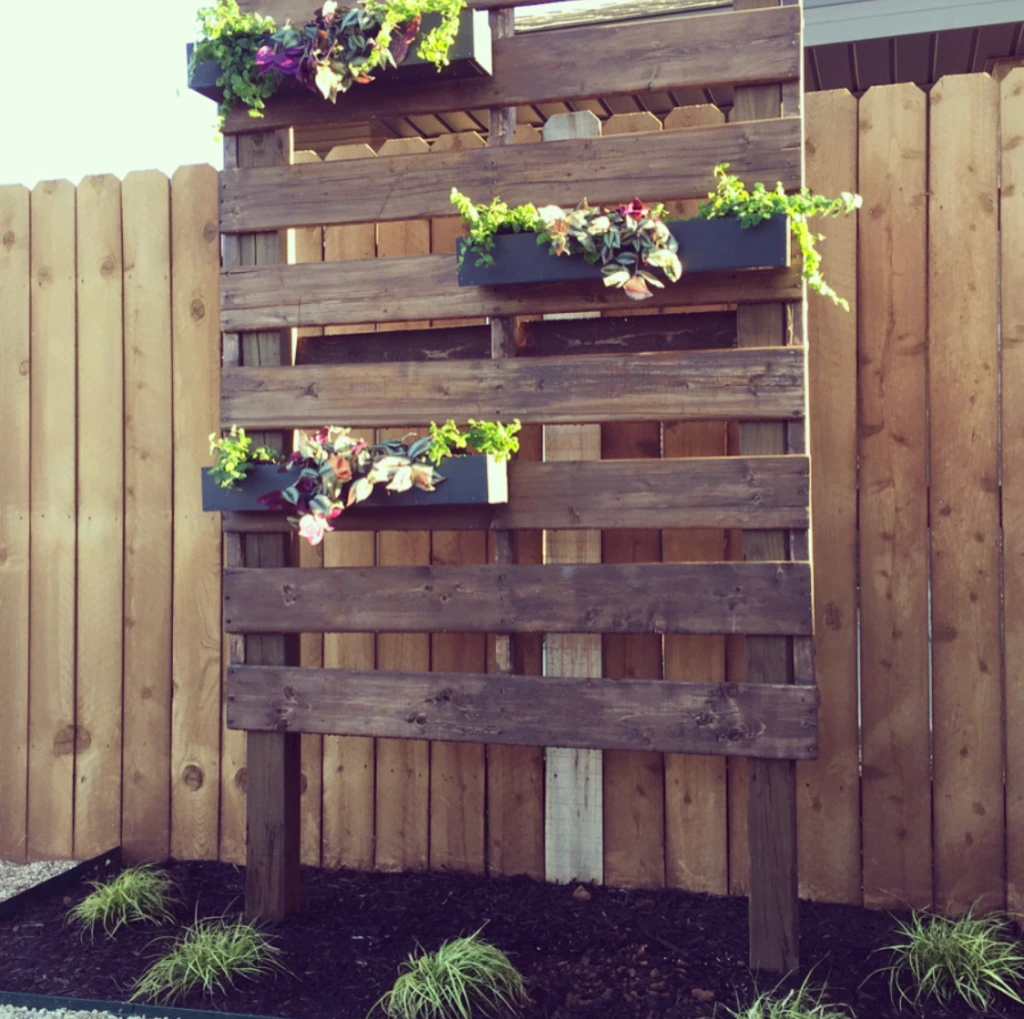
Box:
[0,989,288,1019]
[0,846,121,923]
[457,215,791,287]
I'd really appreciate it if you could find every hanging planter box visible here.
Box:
[187,10,492,102]
[201,454,508,513]
[457,215,791,288]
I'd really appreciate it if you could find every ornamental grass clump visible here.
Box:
[716,977,851,1019]
[130,914,286,1003]
[66,865,177,939]
[372,931,528,1019]
[878,905,1024,1012]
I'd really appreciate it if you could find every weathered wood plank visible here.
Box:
[857,83,932,911]
[221,119,801,232]
[221,255,802,331]
[74,173,125,859]
[929,74,1003,914]
[0,184,31,862]
[223,7,799,133]
[223,563,812,636]
[221,348,806,428]
[295,312,736,364]
[226,667,819,760]
[220,449,809,534]
[28,179,77,861]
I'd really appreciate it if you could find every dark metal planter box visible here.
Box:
[187,10,491,102]
[202,455,507,513]
[457,215,791,287]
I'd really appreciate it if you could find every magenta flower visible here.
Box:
[255,45,304,77]
[297,512,333,545]
[617,199,649,221]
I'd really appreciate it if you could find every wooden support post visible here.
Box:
[542,110,604,886]
[225,130,302,921]
[734,0,803,973]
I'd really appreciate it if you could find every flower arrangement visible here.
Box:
[193,0,467,124]
[209,419,520,544]
[451,164,862,307]
[450,191,681,301]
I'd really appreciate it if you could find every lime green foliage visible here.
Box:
[878,906,1024,1012]
[192,0,278,124]
[716,976,851,1019]
[130,915,286,1004]
[373,931,528,1019]
[427,419,521,465]
[700,163,862,310]
[449,189,543,268]
[209,425,280,489]
[363,0,467,70]
[66,865,177,939]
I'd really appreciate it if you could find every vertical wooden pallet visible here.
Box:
[210,0,814,969]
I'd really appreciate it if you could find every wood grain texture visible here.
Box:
[221,348,806,428]
[74,174,125,858]
[800,89,860,906]
[170,164,223,862]
[28,179,77,861]
[857,83,931,911]
[221,255,802,331]
[227,667,819,760]
[929,74,1003,914]
[224,563,812,636]
[223,7,799,134]
[1003,70,1024,913]
[220,119,802,232]
[0,184,31,862]
[121,171,173,863]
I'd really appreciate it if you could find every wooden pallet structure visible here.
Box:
[211,0,815,972]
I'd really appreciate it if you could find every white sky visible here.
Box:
[0,0,613,189]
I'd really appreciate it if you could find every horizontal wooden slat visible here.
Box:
[295,311,736,365]
[221,348,805,428]
[223,7,800,134]
[226,665,820,760]
[221,254,802,331]
[223,562,813,635]
[220,455,809,532]
[220,120,801,231]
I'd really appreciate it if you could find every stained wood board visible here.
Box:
[222,7,800,134]
[74,174,125,859]
[220,118,802,232]
[800,89,861,906]
[0,185,31,862]
[170,164,223,862]
[28,179,77,861]
[221,348,807,428]
[856,83,932,911]
[224,562,813,637]
[221,255,803,332]
[1003,70,1024,912]
[928,74,1003,914]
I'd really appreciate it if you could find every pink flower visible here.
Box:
[297,512,333,545]
[617,199,649,221]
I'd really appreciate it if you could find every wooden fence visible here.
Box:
[1,71,1021,915]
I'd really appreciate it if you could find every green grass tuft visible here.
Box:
[878,905,1024,1012]
[716,973,851,1019]
[66,865,177,938]
[372,930,528,1019]
[130,914,286,1004]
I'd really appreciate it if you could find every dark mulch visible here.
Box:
[1,859,1021,1019]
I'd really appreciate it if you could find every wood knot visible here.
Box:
[300,773,309,795]
[190,298,205,321]
[75,727,92,753]
[37,265,52,285]
[18,360,28,376]
[234,767,247,792]
[181,763,204,791]
[100,257,116,278]
[53,725,76,756]
[204,221,218,242]
[2,230,14,248]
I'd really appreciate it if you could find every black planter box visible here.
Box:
[202,455,507,513]
[187,10,491,102]
[457,215,791,287]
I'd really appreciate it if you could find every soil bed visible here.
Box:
[1,860,1020,1019]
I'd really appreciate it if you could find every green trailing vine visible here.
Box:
[700,163,862,310]
[192,0,466,127]
[210,420,519,544]
[451,165,862,307]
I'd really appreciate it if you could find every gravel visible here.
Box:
[0,860,77,904]
[0,1009,173,1019]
